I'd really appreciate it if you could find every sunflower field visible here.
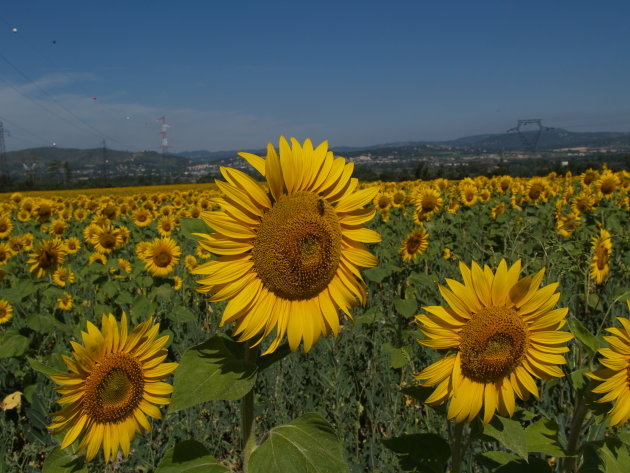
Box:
[0,138,629,473]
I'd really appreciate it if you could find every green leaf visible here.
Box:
[114,291,135,307]
[524,417,566,457]
[248,413,347,473]
[598,438,630,473]
[383,343,412,369]
[41,447,87,473]
[100,280,118,298]
[132,295,157,321]
[168,306,197,323]
[394,297,418,318]
[383,433,450,473]
[570,368,590,391]
[355,306,381,325]
[477,451,521,469]
[93,304,114,317]
[28,357,61,376]
[169,336,258,412]
[364,266,394,283]
[483,416,528,460]
[568,317,600,355]
[3,278,38,303]
[180,217,210,240]
[156,440,228,473]
[26,314,65,334]
[0,330,30,358]
[43,287,67,299]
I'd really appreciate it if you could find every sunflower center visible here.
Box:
[83,352,144,424]
[600,179,615,195]
[252,192,342,301]
[529,184,543,200]
[0,222,7,232]
[422,195,438,212]
[38,249,58,268]
[406,235,423,254]
[459,306,528,383]
[596,246,609,270]
[155,250,172,267]
[100,233,117,249]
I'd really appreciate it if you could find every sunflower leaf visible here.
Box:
[248,413,347,473]
[0,330,29,359]
[41,447,87,473]
[523,417,566,457]
[567,317,600,355]
[483,416,528,461]
[180,217,210,240]
[169,336,258,412]
[156,439,228,473]
[383,433,450,472]
[394,297,418,318]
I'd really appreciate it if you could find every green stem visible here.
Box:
[241,346,258,473]
[561,395,588,473]
[449,421,465,473]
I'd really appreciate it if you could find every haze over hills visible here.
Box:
[4,128,629,182]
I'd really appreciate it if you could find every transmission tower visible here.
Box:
[507,119,554,152]
[21,157,38,186]
[0,122,10,186]
[158,116,172,181]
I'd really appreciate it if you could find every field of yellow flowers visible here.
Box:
[0,139,629,473]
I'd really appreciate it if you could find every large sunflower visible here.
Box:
[194,137,380,354]
[0,299,13,324]
[588,301,630,427]
[48,313,178,462]
[414,259,572,424]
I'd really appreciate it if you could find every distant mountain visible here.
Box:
[5,147,191,178]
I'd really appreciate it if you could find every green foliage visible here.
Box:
[156,440,228,473]
[169,336,258,412]
[248,413,347,473]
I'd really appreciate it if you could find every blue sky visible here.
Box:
[1,0,629,152]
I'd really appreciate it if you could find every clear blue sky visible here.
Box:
[1,0,629,152]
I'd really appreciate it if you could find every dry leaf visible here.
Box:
[0,391,22,411]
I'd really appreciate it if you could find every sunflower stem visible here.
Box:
[449,421,466,473]
[561,395,588,473]
[241,345,258,473]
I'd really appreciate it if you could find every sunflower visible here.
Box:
[64,237,81,254]
[0,214,12,238]
[525,177,548,204]
[0,299,13,324]
[89,252,108,265]
[399,227,429,262]
[48,313,178,462]
[590,229,612,284]
[194,137,380,354]
[556,213,581,238]
[132,209,153,227]
[588,301,630,427]
[443,248,452,260]
[571,189,597,215]
[184,254,198,272]
[144,237,180,277]
[171,276,183,291]
[459,184,478,206]
[0,242,13,265]
[49,219,67,238]
[414,259,572,424]
[33,199,55,223]
[413,188,442,222]
[57,293,73,311]
[90,224,123,254]
[595,170,620,199]
[490,203,506,220]
[28,238,67,278]
[157,215,177,237]
[53,268,76,288]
